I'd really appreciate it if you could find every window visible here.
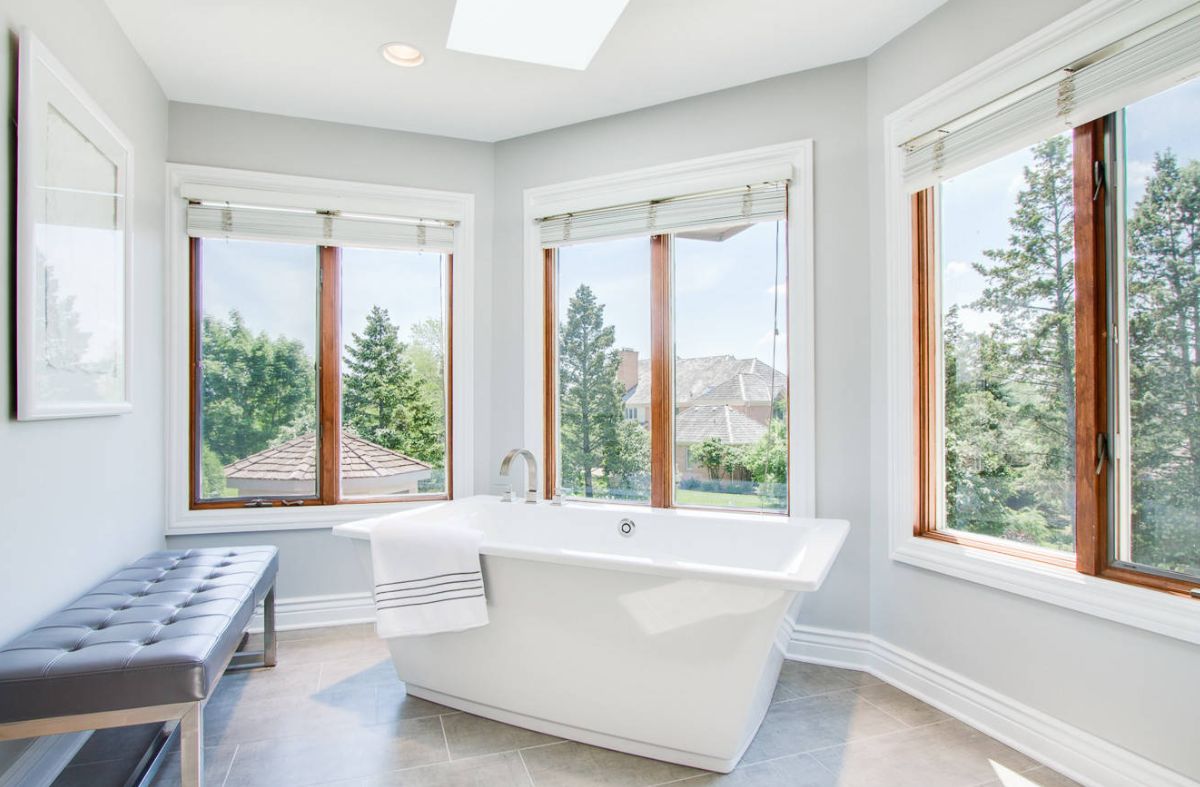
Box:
[935,134,1077,556]
[188,203,454,510]
[673,222,788,512]
[1115,78,1200,581]
[910,60,1200,594]
[550,237,653,503]
[540,181,791,512]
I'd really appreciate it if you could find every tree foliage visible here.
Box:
[946,136,1076,550]
[342,306,443,466]
[201,309,314,469]
[557,284,648,498]
[1125,151,1200,575]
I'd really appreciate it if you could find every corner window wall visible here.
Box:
[906,20,1200,597]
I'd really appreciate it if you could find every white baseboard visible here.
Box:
[249,591,374,633]
[0,732,91,787]
[785,622,1194,787]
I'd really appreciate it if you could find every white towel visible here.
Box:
[368,514,488,638]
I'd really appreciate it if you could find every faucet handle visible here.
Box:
[551,491,564,506]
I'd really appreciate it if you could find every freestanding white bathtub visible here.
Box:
[332,495,848,773]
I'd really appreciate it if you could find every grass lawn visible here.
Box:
[674,488,783,511]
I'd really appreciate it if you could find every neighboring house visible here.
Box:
[224,433,432,498]
[618,351,786,480]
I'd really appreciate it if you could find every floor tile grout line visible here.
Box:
[850,687,924,728]
[437,712,452,763]
[517,739,570,753]
[517,746,537,787]
[219,743,239,787]
[768,684,861,707]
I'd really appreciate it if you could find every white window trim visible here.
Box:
[164,164,476,534]
[882,0,1200,644]
[522,141,816,516]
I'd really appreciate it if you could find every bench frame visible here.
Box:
[0,586,276,787]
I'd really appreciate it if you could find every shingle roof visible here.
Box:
[675,405,768,445]
[224,433,431,481]
[625,356,785,407]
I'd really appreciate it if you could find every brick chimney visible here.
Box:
[617,348,639,393]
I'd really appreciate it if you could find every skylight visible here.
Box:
[446,0,630,71]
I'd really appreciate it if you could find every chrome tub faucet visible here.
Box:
[499,448,539,504]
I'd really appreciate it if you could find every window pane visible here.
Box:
[1120,77,1200,578]
[672,222,788,512]
[939,134,1076,552]
[555,237,652,502]
[198,239,318,500]
[341,247,449,498]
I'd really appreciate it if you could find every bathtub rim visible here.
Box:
[332,495,849,592]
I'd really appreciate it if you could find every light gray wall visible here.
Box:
[0,0,168,769]
[164,103,496,600]
[866,0,1200,780]
[492,61,873,633]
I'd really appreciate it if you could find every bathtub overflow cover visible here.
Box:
[618,518,636,537]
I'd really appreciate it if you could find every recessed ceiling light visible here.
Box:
[380,42,425,68]
[446,0,629,71]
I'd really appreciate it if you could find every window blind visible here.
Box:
[536,181,788,247]
[186,202,456,253]
[902,8,1200,190]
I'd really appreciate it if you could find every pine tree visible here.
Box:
[342,306,442,465]
[969,135,1076,543]
[558,285,624,497]
[1126,151,1200,574]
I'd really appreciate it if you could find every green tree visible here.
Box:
[201,309,314,466]
[958,135,1076,546]
[343,306,442,465]
[558,285,625,497]
[1126,151,1200,574]
[605,419,651,495]
[694,437,727,481]
[406,317,446,421]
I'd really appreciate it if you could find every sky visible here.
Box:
[555,220,788,372]
[202,240,445,357]
[940,77,1200,332]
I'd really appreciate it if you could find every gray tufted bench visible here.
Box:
[0,546,278,787]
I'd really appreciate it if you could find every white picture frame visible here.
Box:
[16,30,133,420]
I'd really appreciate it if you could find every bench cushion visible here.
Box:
[0,546,277,724]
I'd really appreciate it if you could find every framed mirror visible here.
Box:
[16,30,133,420]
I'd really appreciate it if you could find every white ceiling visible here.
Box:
[105,0,946,143]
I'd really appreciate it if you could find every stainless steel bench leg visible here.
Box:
[179,702,204,787]
[263,585,277,668]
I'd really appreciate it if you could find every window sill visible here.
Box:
[166,498,448,535]
[891,534,1200,645]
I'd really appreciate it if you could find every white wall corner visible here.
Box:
[784,623,1195,787]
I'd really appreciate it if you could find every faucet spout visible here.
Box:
[499,449,539,504]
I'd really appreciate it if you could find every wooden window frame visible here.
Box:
[188,239,454,510]
[912,117,1200,598]
[543,233,788,514]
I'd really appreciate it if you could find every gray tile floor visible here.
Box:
[52,624,1079,787]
